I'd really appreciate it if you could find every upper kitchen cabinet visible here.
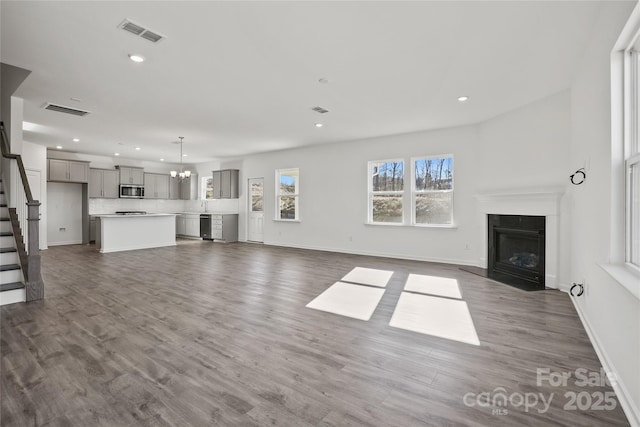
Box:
[169,176,181,200]
[116,166,144,185]
[180,174,198,200]
[89,168,119,198]
[48,159,89,183]
[144,173,170,199]
[211,169,239,199]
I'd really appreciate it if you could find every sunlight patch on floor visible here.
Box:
[340,267,394,288]
[389,292,480,346]
[404,274,462,299]
[306,282,386,321]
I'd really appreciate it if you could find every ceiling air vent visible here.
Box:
[312,106,330,114]
[118,19,165,43]
[43,103,90,117]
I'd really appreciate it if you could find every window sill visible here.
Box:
[599,263,640,301]
[273,219,301,223]
[365,222,458,229]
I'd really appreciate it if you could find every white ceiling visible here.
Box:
[1,1,606,164]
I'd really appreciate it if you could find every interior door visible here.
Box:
[247,178,264,242]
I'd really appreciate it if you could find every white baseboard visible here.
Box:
[263,240,479,267]
[48,240,82,246]
[570,296,640,427]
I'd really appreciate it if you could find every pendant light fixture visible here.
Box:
[170,137,191,179]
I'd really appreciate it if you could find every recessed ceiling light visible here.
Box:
[457,96,469,102]
[160,158,165,162]
[183,154,188,157]
[128,54,145,63]
[114,152,120,156]
[56,145,63,149]
[315,123,323,128]
[135,147,141,151]
[72,138,80,142]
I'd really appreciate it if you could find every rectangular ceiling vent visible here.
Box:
[43,103,90,117]
[312,106,330,114]
[118,19,165,43]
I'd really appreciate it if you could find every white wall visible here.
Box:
[231,90,572,268]
[47,182,83,246]
[569,1,640,424]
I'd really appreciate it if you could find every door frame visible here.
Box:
[247,177,264,243]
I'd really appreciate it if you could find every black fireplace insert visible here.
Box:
[488,214,546,291]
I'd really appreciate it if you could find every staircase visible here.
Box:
[0,183,26,305]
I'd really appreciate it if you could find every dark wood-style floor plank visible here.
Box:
[0,240,631,426]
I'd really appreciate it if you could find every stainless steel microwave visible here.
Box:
[119,184,144,198]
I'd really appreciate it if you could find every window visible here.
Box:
[200,176,214,200]
[368,160,404,223]
[413,156,454,225]
[367,156,453,226]
[276,168,299,220]
[627,50,640,267]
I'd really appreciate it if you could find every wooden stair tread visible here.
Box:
[0,232,13,236]
[0,282,25,292]
[0,264,21,272]
[0,247,17,253]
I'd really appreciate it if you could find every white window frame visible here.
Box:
[275,168,299,221]
[411,154,454,226]
[625,49,640,269]
[367,158,405,224]
[200,175,214,200]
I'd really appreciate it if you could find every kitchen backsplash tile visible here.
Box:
[89,198,239,214]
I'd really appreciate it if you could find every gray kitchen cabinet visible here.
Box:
[176,215,186,235]
[211,169,239,199]
[176,213,200,237]
[89,168,119,198]
[48,159,89,183]
[169,176,181,200]
[117,166,144,185]
[209,214,238,242]
[89,216,96,242]
[144,173,170,199]
[180,174,198,200]
[184,214,200,237]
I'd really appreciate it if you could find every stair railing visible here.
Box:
[0,122,43,302]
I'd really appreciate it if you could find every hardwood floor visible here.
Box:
[1,240,630,426]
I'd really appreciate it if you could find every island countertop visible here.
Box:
[93,213,177,218]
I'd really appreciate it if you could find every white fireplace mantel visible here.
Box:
[475,188,565,289]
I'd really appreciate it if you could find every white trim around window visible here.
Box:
[275,168,299,221]
[411,154,454,226]
[367,158,405,224]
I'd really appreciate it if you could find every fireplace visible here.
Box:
[488,214,546,291]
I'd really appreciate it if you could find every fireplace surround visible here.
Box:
[475,188,563,290]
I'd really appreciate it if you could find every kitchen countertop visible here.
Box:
[94,213,177,218]
[176,212,239,215]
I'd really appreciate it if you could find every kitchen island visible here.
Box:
[94,213,177,253]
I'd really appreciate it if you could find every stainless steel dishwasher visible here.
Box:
[200,214,212,240]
